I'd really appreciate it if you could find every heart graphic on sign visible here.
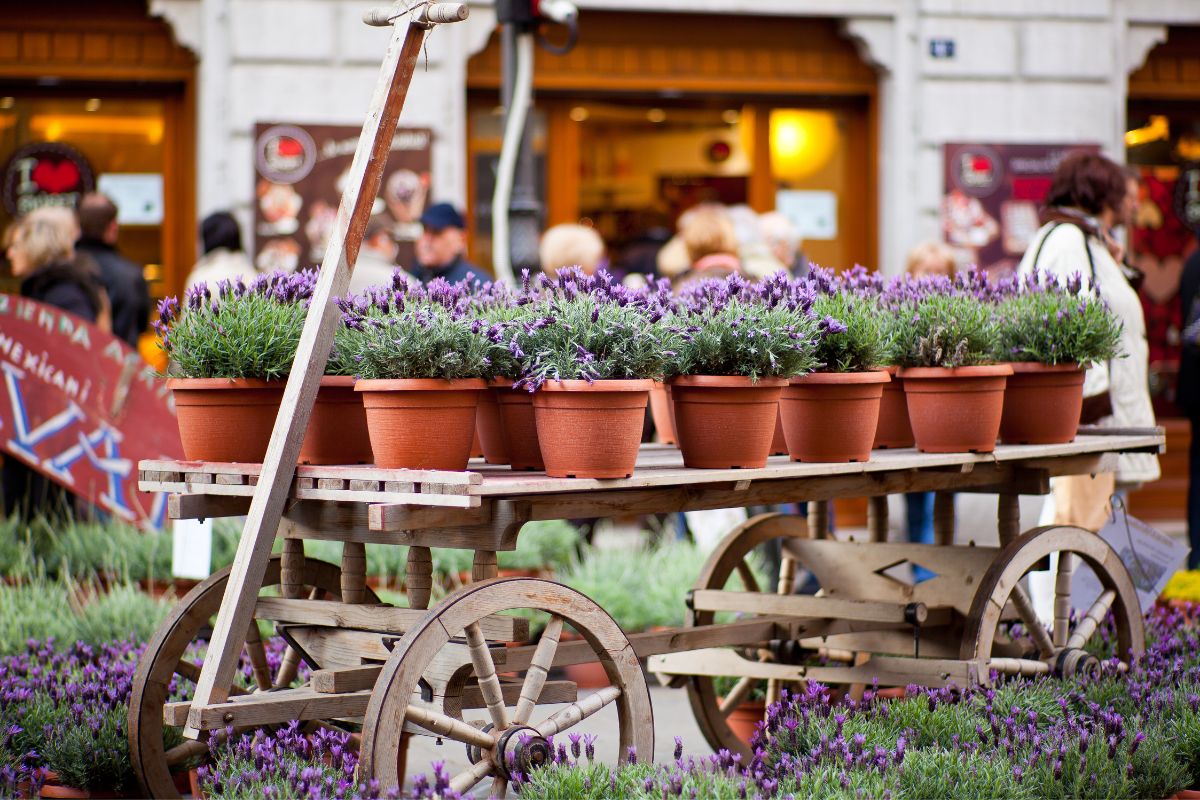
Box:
[31,159,81,193]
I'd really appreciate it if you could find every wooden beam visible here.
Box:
[254,597,529,641]
[689,590,948,627]
[174,686,372,730]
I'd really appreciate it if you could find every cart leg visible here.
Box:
[867,496,888,543]
[406,546,433,610]
[933,492,955,546]
[473,549,498,581]
[809,500,829,539]
[765,554,798,707]
[341,542,367,604]
[997,492,1020,548]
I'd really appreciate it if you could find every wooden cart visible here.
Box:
[130,428,1163,797]
[125,4,1167,796]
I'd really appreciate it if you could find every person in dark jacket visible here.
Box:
[3,208,106,520]
[1179,239,1200,567]
[413,203,488,285]
[75,193,149,347]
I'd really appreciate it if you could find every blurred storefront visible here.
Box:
[0,0,196,311]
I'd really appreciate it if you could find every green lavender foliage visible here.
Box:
[161,291,308,380]
[335,304,495,380]
[517,293,680,386]
[994,289,1123,366]
[668,298,820,379]
[812,293,886,372]
[892,293,999,368]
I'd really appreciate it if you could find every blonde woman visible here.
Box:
[675,204,740,290]
[7,207,107,325]
[539,223,606,276]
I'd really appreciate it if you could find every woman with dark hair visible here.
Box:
[1017,152,1159,529]
[185,211,258,290]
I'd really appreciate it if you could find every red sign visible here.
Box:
[0,296,182,528]
[2,141,96,217]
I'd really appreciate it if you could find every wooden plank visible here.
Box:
[282,501,519,550]
[138,459,482,485]
[689,590,949,627]
[169,493,252,520]
[254,597,529,641]
[312,665,381,693]
[139,479,482,508]
[173,686,373,731]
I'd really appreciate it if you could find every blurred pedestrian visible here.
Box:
[674,204,741,291]
[1179,236,1200,566]
[3,209,108,520]
[539,223,606,277]
[350,215,411,293]
[905,239,957,278]
[1018,152,1160,530]
[186,212,258,291]
[413,203,487,285]
[759,211,806,278]
[76,192,150,347]
[727,203,785,279]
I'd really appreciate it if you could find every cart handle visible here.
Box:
[363,1,468,27]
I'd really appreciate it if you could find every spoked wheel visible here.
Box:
[960,526,1144,682]
[360,577,653,798]
[683,513,810,758]
[128,556,373,798]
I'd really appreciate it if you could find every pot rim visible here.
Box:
[488,377,516,388]
[897,364,1014,379]
[355,378,487,391]
[166,377,284,389]
[1006,361,1083,374]
[537,378,655,392]
[882,364,900,376]
[669,375,789,388]
[790,370,891,385]
[319,375,356,387]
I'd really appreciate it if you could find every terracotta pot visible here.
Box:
[899,365,1012,454]
[780,371,890,462]
[167,378,284,462]
[188,767,206,800]
[563,659,611,689]
[532,379,652,479]
[355,378,485,470]
[300,376,372,465]
[770,410,788,456]
[873,365,914,449]
[999,362,1085,445]
[669,376,787,469]
[475,384,510,465]
[648,382,678,445]
[493,380,545,471]
[725,701,766,746]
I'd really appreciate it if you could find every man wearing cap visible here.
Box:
[414,203,489,285]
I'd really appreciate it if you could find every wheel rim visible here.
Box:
[960,525,1144,680]
[127,556,362,798]
[360,577,653,797]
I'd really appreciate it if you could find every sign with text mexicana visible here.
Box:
[2,142,96,217]
[0,296,182,528]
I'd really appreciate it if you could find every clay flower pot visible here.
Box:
[669,375,787,469]
[780,370,890,462]
[475,383,510,465]
[355,378,486,470]
[899,365,1013,453]
[770,410,788,456]
[873,365,914,449]
[167,378,284,462]
[648,381,678,445]
[532,379,652,479]
[999,362,1085,445]
[299,376,373,465]
[493,380,544,471]
[725,701,766,745]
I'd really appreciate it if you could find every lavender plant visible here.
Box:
[994,271,1123,366]
[668,275,820,380]
[810,291,886,372]
[885,274,999,369]
[155,271,317,380]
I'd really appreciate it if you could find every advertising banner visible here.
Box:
[0,296,182,528]
[941,142,1100,281]
[252,123,433,275]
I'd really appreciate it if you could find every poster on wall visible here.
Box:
[2,141,95,217]
[0,296,182,529]
[252,123,433,274]
[941,142,1100,281]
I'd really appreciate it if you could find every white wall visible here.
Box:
[152,0,1195,276]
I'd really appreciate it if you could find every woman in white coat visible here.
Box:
[1017,152,1159,530]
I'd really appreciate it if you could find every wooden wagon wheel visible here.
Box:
[128,555,374,798]
[359,577,653,798]
[960,525,1144,681]
[683,512,812,757]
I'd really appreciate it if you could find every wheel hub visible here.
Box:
[496,725,552,778]
[1054,647,1100,681]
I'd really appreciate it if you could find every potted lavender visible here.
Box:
[993,271,1122,444]
[514,269,678,479]
[666,274,820,469]
[778,268,889,463]
[890,272,1011,453]
[338,283,494,471]
[155,271,316,463]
